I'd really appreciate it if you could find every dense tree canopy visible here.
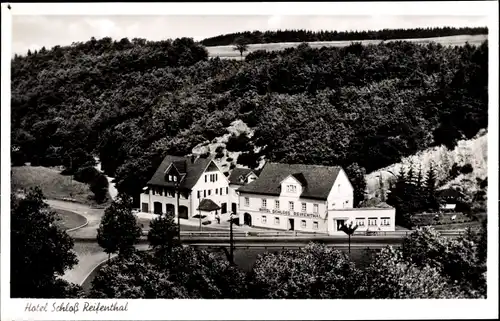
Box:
[201,27,488,46]
[11,188,83,298]
[90,247,246,299]
[11,34,488,206]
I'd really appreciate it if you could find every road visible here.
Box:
[50,199,464,287]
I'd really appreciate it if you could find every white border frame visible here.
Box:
[1,2,499,320]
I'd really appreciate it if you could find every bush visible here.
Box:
[215,146,224,153]
[230,163,236,170]
[74,166,100,184]
[460,163,474,174]
[215,151,224,159]
[226,133,252,152]
[237,151,260,169]
[90,173,109,203]
[226,157,233,162]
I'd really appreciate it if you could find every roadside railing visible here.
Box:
[138,229,466,238]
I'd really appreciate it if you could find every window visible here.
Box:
[216,188,218,195]
[262,215,267,224]
[167,189,174,197]
[168,175,172,181]
[301,220,306,228]
[368,218,378,226]
[356,218,365,227]
[197,191,201,199]
[274,217,280,225]
[287,185,297,193]
[221,187,223,195]
[245,197,250,206]
[275,200,280,209]
[262,199,267,208]
[381,217,391,226]
[289,201,294,211]
[173,176,177,182]
[313,204,319,213]
[205,175,207,183]
[226,187,229,195]
[301,203,306,212]
[313,221,318,229]
[208,190,211,196]
[204,190,206,198]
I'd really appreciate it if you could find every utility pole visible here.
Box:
[176,181,181,242]
[229,211,234,264]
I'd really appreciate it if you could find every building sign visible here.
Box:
[258,208,320,218]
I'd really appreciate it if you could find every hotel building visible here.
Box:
[237,162,395,235]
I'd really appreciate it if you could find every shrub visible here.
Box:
[460,163,474,174]
[90,173,109,203]
[226,157,233,162]
[74,166,100,184]
[237,151,260,169]
[230,163,236,170]
[215,146,224,153]
[226,133,252,152]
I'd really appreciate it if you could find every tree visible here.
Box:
[147,212,180,259]
[424,162,439,211]
[90,172,109,203]
[401,227,486,298]
[361,246,465,299]
[339,220,358,254]
[11,187,83,298]
[97,196,142,259]
[345,163,367,206]
[233,37,249,61]
[90,247,246,299]
[248,243,363,299]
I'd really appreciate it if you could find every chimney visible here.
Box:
[191,155,196,164]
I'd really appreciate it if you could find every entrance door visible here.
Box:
[336,219,345,231]
[231,203,237,214]
[221,203,227,214]
[243,213,252,226]
[153,202,163,215]
[166,204,175,216]
[179,206,189,219]
[288,218,295,231]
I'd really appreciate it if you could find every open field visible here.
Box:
[207,34,488,59]
[11,166,111,207]
[53,208,87,231]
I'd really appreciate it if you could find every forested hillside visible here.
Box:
[201,26,488,46]
[11,35,488,206]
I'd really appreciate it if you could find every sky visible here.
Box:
[12,15,489,55]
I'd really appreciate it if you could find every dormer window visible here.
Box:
[287,185,297,193]
[168,175,173,181]
[173,176,177,182]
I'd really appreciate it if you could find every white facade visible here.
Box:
[238,168,396,234]
[327,208,396,235]
[140,161,231,220]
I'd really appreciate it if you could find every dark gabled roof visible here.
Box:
[147,155,213,190]
[228,168,255,185]
[197,198,221,212]
[237,162,343,200]
[438,188,464,200]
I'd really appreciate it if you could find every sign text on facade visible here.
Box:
[258,208,320,218]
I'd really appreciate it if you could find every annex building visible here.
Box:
[237,162,396,235]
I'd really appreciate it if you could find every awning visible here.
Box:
[197,198,221,212]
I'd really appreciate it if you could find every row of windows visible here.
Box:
[205,173,219,183]
[286,184,297,193]
[255,198,319,213]
[261,215,319,229]
[152,187,187,198]
[355,217,391,227]
[166,175,178,182]
[197,187,229,198]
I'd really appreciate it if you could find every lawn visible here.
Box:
[53,208,87,231]
[206,34,488,59]
[11,166,110,207]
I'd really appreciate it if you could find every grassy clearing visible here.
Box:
[206,34,488,59]
[11,166,111,207]
[53,208,87,231]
